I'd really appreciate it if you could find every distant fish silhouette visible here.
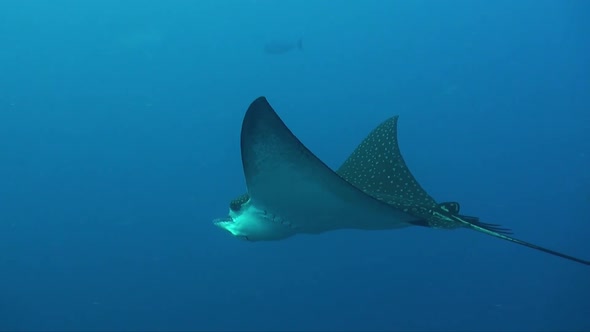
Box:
[263,38,303,55]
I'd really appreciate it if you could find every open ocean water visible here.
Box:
[0,0,589,331]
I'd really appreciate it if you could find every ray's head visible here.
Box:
[213,193,296,241]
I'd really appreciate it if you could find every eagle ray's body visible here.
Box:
[213,96,590,266]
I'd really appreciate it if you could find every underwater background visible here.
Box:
[1,0,589,331]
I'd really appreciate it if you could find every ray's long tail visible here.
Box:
[455,215,590,266]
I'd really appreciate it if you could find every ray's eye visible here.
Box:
[229,193,250,212]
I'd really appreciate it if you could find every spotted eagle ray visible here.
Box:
[214,96,590,266]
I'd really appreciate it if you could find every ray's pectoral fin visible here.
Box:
[235,96,417,237]
[452,214,590,266]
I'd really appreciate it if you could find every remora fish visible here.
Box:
[213,96,590,266]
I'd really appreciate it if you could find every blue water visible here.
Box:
[1,0,589,330]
